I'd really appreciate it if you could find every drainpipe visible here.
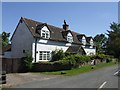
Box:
[34,38,37,63]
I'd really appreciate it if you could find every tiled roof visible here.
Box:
[86,36,92,41]
[22,17,82,44]
[66,46,86,54]
[86,37,93,45]
[11,17,94,45]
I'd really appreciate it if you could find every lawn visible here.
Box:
[38,62,119,76]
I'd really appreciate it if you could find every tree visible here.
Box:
[94,34,107,54]
[106,22,120,58]
[1,32,10,47]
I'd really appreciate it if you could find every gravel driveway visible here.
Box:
[2,73,61,88]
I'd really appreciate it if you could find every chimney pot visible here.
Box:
[63,20,69,31]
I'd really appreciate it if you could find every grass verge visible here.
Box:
[37,62,119,76]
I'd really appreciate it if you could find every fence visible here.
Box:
[1,58,27,73]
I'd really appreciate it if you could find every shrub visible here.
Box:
[24,52,33,71]
[62,54,91,68]
[62,55,77,68]
[51,49,65,62]
[65,52,72,56]
[53,59,74,70]
[37,61,53,65]
[105,55,113,63]
[53,60,71,66]
[32,61,54,72]
[90,54,113,63]
[76,55,91,63]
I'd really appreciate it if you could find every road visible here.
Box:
[12,65,119,89]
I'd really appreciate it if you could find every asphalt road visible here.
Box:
[12,65,119,89]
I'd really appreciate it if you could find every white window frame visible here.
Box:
[39,51,51,61]
[67,32,73,43]
[41,29,50,39]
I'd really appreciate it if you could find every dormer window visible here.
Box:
[41,26,50,39]
[82,36,86,45]
[67,32,73,43]
[90,39,94,46]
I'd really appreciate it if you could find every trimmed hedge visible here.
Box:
[90,54,113,63]
[62,54,91,68]
[32,61,72,72]
[32,54,114,72]
[32,62,53,72]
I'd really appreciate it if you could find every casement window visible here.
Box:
[90,39,94,46]
[41,30,50,39]
[67,32,73,43]
[82,36,86,45]
[39,51,50,61]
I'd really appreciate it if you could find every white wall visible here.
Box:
[11,20,34,58]
[11,20,96,61]
[83,47,96,55]
[32,39,70,62]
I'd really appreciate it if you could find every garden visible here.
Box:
[23,49,118,75]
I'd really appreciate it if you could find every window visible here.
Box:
[23,50,25,53]
[82,36,86,45]
[39,51,50,61]
[67,33,73,43]
[41,30,50,39]
[90,39,94,46]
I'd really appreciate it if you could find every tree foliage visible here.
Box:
[94,34,107,54]
[106,22,120,58]
[0,32,10,47]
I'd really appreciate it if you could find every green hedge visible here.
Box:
[32,54,114,72]
[37,61,53,65]
[61,54,91,68]
[51,49,65,62]
[90,54,113,63]
[32,61,72,72]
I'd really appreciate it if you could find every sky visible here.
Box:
[2,2,118,39]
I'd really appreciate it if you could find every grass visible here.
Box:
[38,62,119,76]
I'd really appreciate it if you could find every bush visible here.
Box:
[37,61,53,65]
[90,54,113,63]
[76,55,91,63]
[51,49,65,62]
[53,59,73,70]
[32,62,54,72]
[105,55,113,63]
[62,54,91,68]
[65,52,72,56]
[53,60,71,66]
[32,60,72,71]
[24,52,33,72]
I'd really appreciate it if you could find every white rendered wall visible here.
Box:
[83,47,96,55]
[32,39,70,62]
[11,20,34,58]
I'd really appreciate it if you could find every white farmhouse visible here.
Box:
[5,17,96,62]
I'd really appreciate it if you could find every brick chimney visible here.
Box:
[63,20,69,31]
